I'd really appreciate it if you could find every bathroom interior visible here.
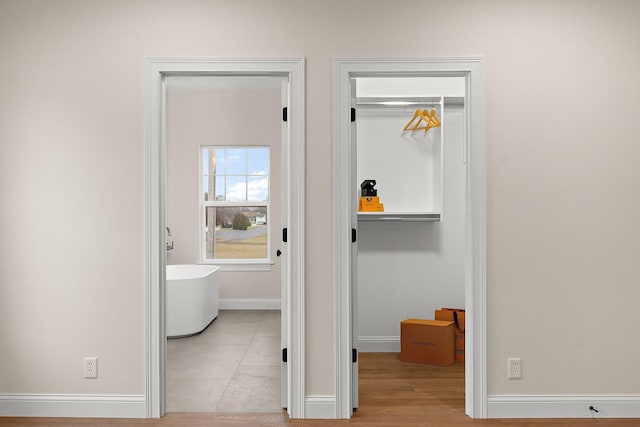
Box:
[165,75,285,412]
[163,74,467,412]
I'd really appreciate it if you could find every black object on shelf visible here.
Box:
[361,179,377,197]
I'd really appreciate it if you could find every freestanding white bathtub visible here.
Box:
[166,264,220,338]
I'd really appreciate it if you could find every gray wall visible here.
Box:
[165,77,282,302]
[357,104,465,351]
[1,0,639,402]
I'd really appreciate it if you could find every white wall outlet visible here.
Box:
[84,357,98,378]
[507,357,521,379]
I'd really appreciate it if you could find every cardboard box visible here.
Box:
[434,308,465,363]
[400,319,454,366]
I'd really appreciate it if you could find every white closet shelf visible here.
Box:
[357,212,441,222]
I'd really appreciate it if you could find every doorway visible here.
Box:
[332,58,487,418]
[353,74,466,409]
[144,58,306,418]
[164,75,285,412]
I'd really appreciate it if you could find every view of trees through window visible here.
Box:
[201,147,269,260]
[205,206,268,259]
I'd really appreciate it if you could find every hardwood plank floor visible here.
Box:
[2,353,640,426]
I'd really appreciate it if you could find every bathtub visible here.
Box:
[166,264,220,338]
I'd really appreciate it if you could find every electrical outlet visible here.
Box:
[507,357,521,379]
[84,357,98,378]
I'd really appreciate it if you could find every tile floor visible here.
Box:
[166,310,282,413]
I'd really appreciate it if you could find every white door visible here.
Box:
[349,78,359,410]
[280,78,289,408]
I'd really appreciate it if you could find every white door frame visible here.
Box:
[144,57,306,418]
[332,57,487,418]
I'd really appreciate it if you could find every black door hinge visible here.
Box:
[282,228,288,243]
[352,348,358,363]
[283,107,288,122]
[350,107,356,122]
[352,228,357,243]
[282,348,288,363]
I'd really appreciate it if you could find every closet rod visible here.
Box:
[355,96,443,107]
[356,102,442,106]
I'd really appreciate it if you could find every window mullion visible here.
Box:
[203,201,268,208]
[245,147,249,202]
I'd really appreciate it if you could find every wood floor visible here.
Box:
[2,353,640,426]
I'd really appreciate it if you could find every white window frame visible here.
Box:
[199,145,272,270]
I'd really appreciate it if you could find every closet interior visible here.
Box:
[353,77,467,365]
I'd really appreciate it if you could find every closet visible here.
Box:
[353,77,467,355]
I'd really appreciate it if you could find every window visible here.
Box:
[200,146,270,263]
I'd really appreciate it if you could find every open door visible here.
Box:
[280,78,289,409]
[349,78,359,410]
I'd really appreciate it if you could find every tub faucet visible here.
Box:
[166,227,174,250]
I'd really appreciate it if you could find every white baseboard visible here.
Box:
[304,395,336,419]
[487,395,640,418]
[357,336,399,353]
[219,298,281,310]
[0,394,145,418]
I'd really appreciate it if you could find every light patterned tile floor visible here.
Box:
[166,310,283,413]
